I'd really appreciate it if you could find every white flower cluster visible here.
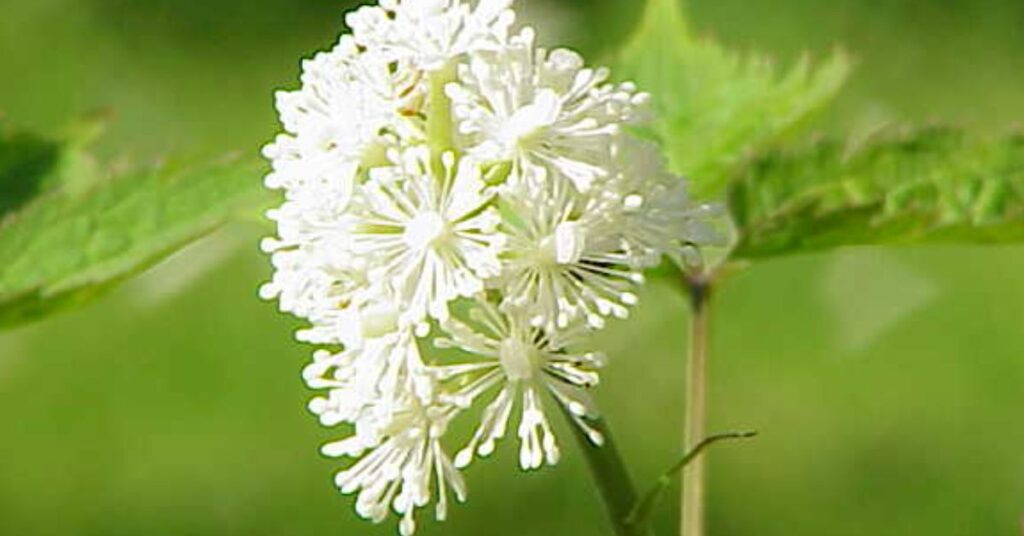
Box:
[261,1,714,534]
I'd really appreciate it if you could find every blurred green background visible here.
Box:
[1,0,1023,535]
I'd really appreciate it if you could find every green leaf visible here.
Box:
[0,153,268,328]
[0,127,62,218]
[50,111,111,196]
[613,0,850,199]
[0,115,111,219]
[730,126,1024,260]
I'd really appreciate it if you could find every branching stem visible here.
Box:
[627,431,758,532]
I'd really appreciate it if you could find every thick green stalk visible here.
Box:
[681,277,711,536]
[561,407,651,536]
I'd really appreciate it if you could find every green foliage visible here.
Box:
[0,0,1016,330]
[0,150,267,328]
[730,127,1024,259]
[614,0,850,199]
[0,127,62,218]
[0,116,109,220]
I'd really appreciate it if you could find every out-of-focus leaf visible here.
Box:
[52,111,112,195]
[0,154,268,328]
[613,0,850,199]
[0,128,62,218]
[0,115,110,219]
[730,126,1024,259]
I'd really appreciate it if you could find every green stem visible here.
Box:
[426,62,458,177]
[561,407,651,536]
[681,275,712,536]
[628,431,758,532]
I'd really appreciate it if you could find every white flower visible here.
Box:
[446,28,649,191]
[262,133,361,208]
[264,44,397,202]
[348,146,506,328]
[262,1,718,533]
[305,326,433,433]
[499,164,646,330]
[320,392,467,536]
[347,0,516,70]
[432,299,605,470]
[605,139,723,266]
[258,196,372,347]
